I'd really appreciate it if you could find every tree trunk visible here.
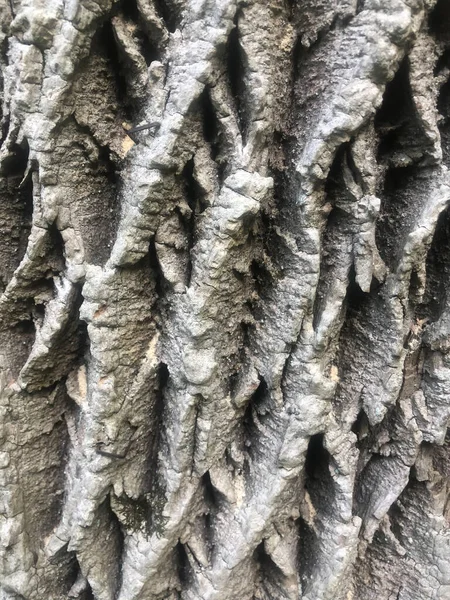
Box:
[0,0,449,598]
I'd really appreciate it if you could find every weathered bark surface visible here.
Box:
[0,0,449,598]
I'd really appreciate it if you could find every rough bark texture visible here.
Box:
[0,0,449,599]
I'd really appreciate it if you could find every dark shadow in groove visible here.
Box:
[117,0,160,65]
[200,87,222,165]
[0,138,33,290]
[106,496,125,598]
[75,296,90,362]
[180,158,205,285]
[181,157,196,217]
[226,22,247,142]
[182,158,206,215]
[0,36,8,144]
[0,138,29,175]
[232,268,245,282]
[375,58,411,132]
[351,408,370,444]
[297,515,318,593]
[202,470,218,508]
[250,258,274,298]
[33,302,45,321]
[254,540,286,594]
[119,0,139,20]
[82,587,95,600]
[154,0,178,33]
[292,33,307,84]
[329,12,351,31]
[68,556,95,600]
[297,434,335,590]
[48,220,65,253]
[47,221,66,275]
[284,0,297,22]
[435,47,450,76]
[176,541,191,586]
[429,0,450,43]
[416,205,450,323]
[158,361,170,393]
[137,30,160,66]
[305,434,326,480]
[96,21,133,120]
[97,144,118,185]
[437,51,450,167]
[324,142,349,196]
[13,318,36,336]
[155,362,169,438]
[248,376,270,418]
[201,471,217,553]
[0,112,10,148]
[375,58,431,167]
[345,263,372,316]
[229,318,255,399]
[242,376,271,460]
[254,541,281,573]
[407,268,421,311]
[240,319,254,352]
[142,362,168,490]
[135,362,169,537]
[375,166,418,271]
[94,146,121,263]
[148,237,168,298]
[304,434,336,510]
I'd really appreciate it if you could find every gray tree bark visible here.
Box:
[0,0,449,599]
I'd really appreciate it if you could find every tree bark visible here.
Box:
[0,0,449,599]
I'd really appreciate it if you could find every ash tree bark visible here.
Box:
[0,0,449,599]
